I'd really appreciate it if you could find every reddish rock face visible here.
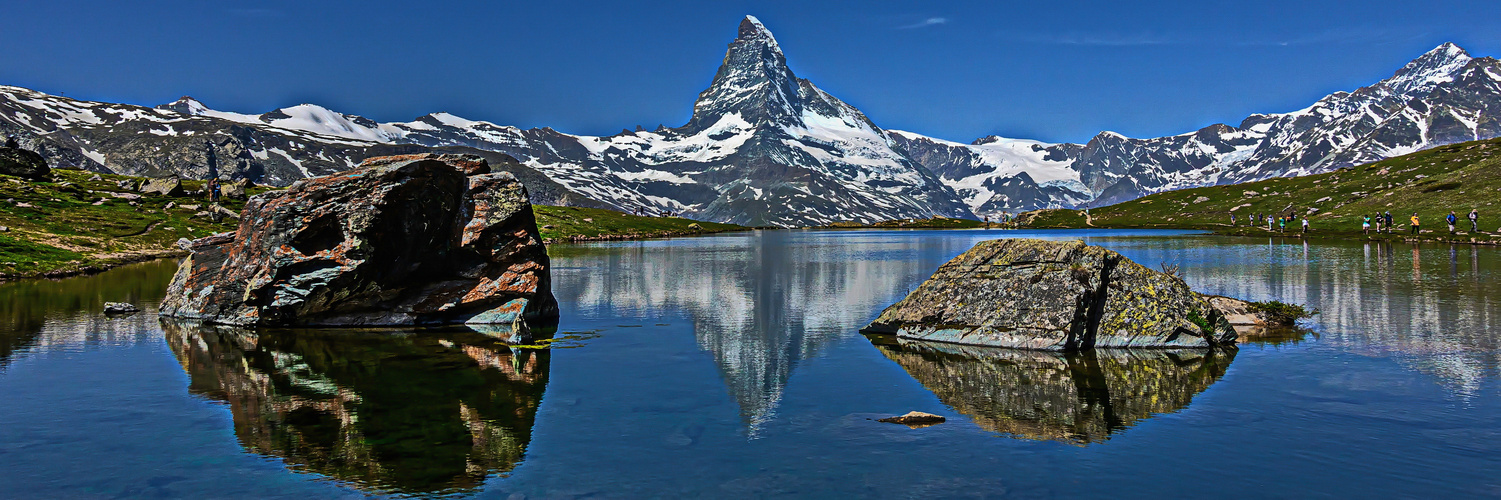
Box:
[159,155,556,338]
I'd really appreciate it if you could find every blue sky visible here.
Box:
[3,1,1498,143]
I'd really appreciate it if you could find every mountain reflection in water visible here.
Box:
[870,336,1234,444]
[162,321,548,495]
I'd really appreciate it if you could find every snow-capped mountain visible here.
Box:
[2,16,1498,224]
[0,86,606,208]
[390,16,974,227]
[895,42,1501,214]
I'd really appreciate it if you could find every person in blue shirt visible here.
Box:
[1447,211,1459,234]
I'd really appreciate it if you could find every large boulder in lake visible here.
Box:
[863,238,1237,350]
[159,154,558,337]
[0,146,50,180]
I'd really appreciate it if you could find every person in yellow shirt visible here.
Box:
[1410,213,1421,234]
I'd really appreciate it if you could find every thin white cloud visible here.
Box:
[1003,31,1174,46]
[899,17,949,30]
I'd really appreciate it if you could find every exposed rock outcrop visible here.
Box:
[158,154,558,338]
[0,146,49,180]
[139,176,185,197]
[863,238,1239,350]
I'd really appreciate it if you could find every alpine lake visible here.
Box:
[2,228,1499,498]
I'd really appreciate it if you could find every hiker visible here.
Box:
[1363,215,1371,234]
[1410,212,1421,234]
[1385,212,1394,233]
[1373,213,1382,233]
[1278,217,1286,232]
[1447,211,1459,234]
[1231,213,1236,226]
[1469,209,1479,232]
[208,178,221,202]
[1302,217,1310,233]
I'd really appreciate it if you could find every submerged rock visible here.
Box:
[876,411,946,427]
[158,155,558,338]
[0,146,50,180]
[103,302,140,315]
[863,238,1239,350]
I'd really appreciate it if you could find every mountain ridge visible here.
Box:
[0,18,1497,226]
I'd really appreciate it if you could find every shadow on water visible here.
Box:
[868,334,1234,445]
[161,320,549,496]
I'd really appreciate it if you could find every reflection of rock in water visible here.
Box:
[162,320,548,495]
[872,337,1233,444]
[0,259,178,368]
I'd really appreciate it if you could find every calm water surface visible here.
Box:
[2,229,1499,498]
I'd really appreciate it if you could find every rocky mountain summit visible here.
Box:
[159,154,558,338]
[863,239,1280,350]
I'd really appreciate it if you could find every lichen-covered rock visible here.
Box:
[139,177,185,197]
[863,238,1236,350]
[220,179,249,199]
[159,155,558,338]
[0,146,50,180]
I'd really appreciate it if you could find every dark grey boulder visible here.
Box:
[0,147,50,180]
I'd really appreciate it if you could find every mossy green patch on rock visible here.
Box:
[863,238,1240,351]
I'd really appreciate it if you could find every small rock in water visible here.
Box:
[103,302,140,315]
[877,411,946,427]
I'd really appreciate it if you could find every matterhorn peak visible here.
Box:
[737,15,781,54]
[686,16,803,132]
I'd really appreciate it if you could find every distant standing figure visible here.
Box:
[1446,211,1458,234]
[1410,213,1421,234]
[1302,217,1310,233]
[1469,209,1479,232]
[208,178,221,202]
[1278,217,1286,232]
[1385,212,1394,233]
[1230,213,1236,226]
[1363,215,1371,234]
[1373,213,1382,233]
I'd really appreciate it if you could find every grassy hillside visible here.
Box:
[1023,136,1501,242]
[0,169,265,280]
[532,205,747,243]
